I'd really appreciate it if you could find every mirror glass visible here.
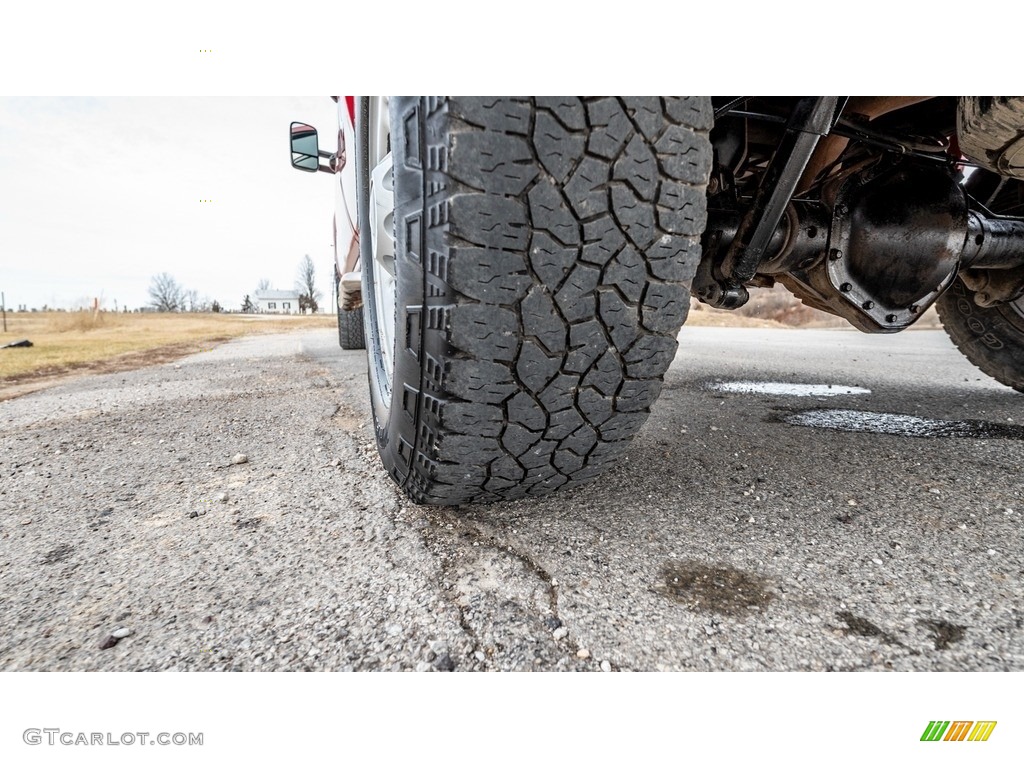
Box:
[290,122,319,172]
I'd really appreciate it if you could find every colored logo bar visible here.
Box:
[921,721,997,742]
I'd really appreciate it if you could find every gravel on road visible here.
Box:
[1,327,1021,671]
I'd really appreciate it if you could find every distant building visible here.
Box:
[253,289,300,315]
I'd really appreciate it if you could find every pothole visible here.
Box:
[781,409,1024,439]
[710,381,871,397]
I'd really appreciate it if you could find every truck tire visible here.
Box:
[936,278,1024,392]
[936,174,1024,392]
[337,307,365,350]
[336,273,365,350]
[357,96,712,504]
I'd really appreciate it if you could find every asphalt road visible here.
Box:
[1,326,1021,671]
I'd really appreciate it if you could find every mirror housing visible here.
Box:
[290,122,321,172]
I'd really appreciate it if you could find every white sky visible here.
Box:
[0,97,341,311]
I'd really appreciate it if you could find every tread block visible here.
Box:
[598,289,639,350]
[641,282,689,333]
[507,391,548,432]
[534,112,586,184]
[611,184,657,250]
[582,349,623,397]
[622,335,678,377]
[586,98,633,160]
[438,434,505,462]
[449,305,517,362]
[664,97,714,131]
[599,411,649,441]
[447,248,532,304]
[440,402,504,437]
[501,423,543,456]
[432,461,488,486]
[522,286,567,354]
[538,373,578,413]
[615,379,663,412]
[614,134,658,200]
[547,408,585,440]
[528,180,581,245]
[580,216,626,267]
[564,156,611,218]
[519,440,558,469]
[605,244,646,303]
[577,388,613,426]
[622,97,665,142]
[645,235,702,282]
[448,131,538,195]
[536,97,586,130]
[489,455,526,482]
[560,423,598,455]
[516,339,562,392]
[564,319,606,374]
[655,125,712,185]
[449,193,529,249]
[446,359,517,404]
[553,449,585,475]
[450,97,532,134]
[657,181,707,236]
[529,232,578,289]
[554,263,600,322]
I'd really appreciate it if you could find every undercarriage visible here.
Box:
[698,97,1024,335]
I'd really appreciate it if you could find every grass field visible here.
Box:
[0,311,334,382]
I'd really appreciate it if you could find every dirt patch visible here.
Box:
[657,560,773,615]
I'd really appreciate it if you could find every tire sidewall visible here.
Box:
[357,96,423,486]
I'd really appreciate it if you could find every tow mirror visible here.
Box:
[290,122,321,172]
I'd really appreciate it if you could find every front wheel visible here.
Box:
[357,96,712,505]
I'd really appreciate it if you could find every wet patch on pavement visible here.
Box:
[40,543,73,565]
[779,409,1024,439]
[836,611,904,646]
[918,618,967,650]
[657,560,773,615]
[710,381,871,397]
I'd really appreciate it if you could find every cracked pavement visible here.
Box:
[1,326,1022,670]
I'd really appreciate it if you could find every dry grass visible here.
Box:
[0,311,334,383]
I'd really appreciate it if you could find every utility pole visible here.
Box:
[2,291,6,333]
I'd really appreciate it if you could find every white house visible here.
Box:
[253,289,301,314]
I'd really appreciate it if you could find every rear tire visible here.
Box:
[337,307,365,350]
[336,274,365,350]
[936,172,1024,392]
[936,279,1024,392]
[358,96,712,504]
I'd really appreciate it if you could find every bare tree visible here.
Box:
[296,254,322,313]
[256,278,271,292]
[148,273,184,312]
